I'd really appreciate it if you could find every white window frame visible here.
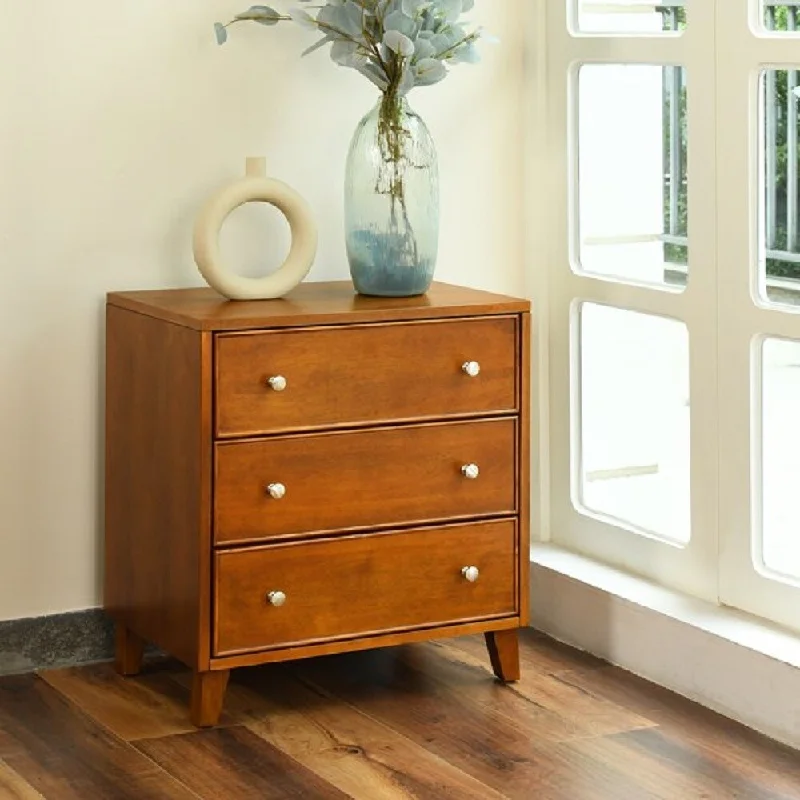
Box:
[539,0,800,631]
[543,1,720,601]
[717,2,800,632]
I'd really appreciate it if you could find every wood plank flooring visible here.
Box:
[0,629,797,799]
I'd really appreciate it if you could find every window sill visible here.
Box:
[529,544,800,749]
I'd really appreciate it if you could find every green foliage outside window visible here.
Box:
[764,6,799,280]
[661,5,800,286]
[661,6,688,269]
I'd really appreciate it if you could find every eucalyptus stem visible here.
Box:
[377,88,419,264]
[434,32,481,61]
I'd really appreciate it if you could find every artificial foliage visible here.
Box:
[215,1,489,200]
[215,1,487,94]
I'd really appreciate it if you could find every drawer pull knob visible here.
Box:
[267,590,287,607]
[267,482,286,500]
[461,566,480,583]
[462,361,481,378]
[267,375,288,392]
[461,463,480,480]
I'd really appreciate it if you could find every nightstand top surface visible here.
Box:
[107,281,530,331]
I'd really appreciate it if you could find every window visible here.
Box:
[759,67,800,307]
[761,337,800,582]
[544,0,800,629]
[573,0,686,34]
[578,303,690,543]
[577,64,689,288]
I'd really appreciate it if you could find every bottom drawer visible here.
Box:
[214,519,517,656]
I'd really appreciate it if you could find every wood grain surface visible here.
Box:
[41,660,201,741]
[0,675,194,799]
[517,311,532,625]
[138,726,350,799]
[214,520,517,656]
[0,761,43,799]
[105,283,530,727]
[114,623,145,677]
[207,616,520,671]
[215,316,518,436]
[190,670,231,728]
[5,630,796,799]
[485,629,521,682]
[107,281,531,332]
[105,306,212,670]
[214,419,517,544]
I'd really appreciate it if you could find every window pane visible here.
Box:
[577,64,688,288]
[758,69,800,307]
[761,338,800,580]
[575,1,687,34]
[761,3,800,34]
[578,303,690,543]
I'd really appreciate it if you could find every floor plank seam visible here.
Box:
[35,672,207,800]
[164,665,506,798]
[3,636,796,799]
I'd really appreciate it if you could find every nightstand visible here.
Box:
[105,281,531,726]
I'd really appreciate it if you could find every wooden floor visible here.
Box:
[0,630,798,799]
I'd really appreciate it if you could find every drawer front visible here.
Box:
[215,317,518,437]
[214,418,517,545]
[214,519,517,656]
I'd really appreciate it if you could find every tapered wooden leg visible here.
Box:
[190,670,230,728]
[485,629,521,682]
[114,622,145,677]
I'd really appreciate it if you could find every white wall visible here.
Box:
[0,2,525,621]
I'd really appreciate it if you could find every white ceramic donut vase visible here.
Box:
[192,157,318,300]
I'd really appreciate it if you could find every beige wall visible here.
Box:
[0,2,525,621]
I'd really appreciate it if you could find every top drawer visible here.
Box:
[215,316,518,437]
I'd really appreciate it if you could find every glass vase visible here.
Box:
[344,94,440,297]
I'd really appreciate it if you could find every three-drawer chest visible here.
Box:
[105,281,531,726]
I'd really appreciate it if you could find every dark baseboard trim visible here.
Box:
[0,609,115,676]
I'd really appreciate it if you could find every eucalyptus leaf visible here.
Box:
[415,57,447,84]
[288,8,316,28]
[450,41,480,63]
[413,37,436,61]
[383,9,417,38]
[301,34,334,56]
[235,5,282,24]
[383,30,415,57]
[213,0,492,96]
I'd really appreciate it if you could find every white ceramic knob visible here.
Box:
[462,463,480,480]
[462,361,481,378]
[267,482,286,500]
[267,590,287,607]
[462,566,480,583]
[268,375,287,392]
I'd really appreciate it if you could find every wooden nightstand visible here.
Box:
[104,281,531,726]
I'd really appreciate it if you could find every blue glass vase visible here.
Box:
[345,94,440,297]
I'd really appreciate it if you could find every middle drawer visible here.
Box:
[214,417,517,545]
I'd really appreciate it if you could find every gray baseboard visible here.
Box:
[0,609,115,676]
